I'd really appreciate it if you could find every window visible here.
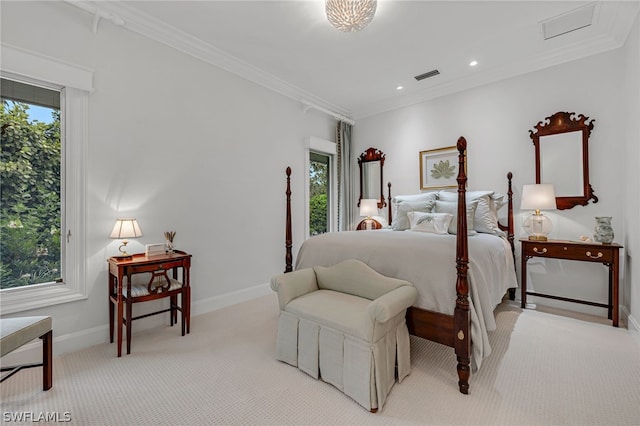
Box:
[309,152,330,236]
[1,46,90,314]
[1,78,62,289]
[306,137,337,238]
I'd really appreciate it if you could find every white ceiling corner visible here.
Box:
[74,1,639,122]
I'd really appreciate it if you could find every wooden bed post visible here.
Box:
[506,172,515,257]
[285,167,293,273]
[454,137,471,395]
[387,182,392,226]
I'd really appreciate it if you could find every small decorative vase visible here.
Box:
[594,217,614,244]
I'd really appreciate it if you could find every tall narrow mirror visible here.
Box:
[529,111,598,210]
[358,148,386,209]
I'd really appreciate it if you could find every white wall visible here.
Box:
[1,1,334,356]
[354,39,636,322]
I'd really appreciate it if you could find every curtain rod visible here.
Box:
[301,100,355,126]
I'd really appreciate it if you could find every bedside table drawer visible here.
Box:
[126,259,185,274]
[523,243,614,263]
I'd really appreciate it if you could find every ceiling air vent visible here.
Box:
[541,3,595,40]
[414,69,440,81]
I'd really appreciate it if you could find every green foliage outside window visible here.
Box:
[1,101,62,289]
[309,193,327,235]
[309,157,329,236]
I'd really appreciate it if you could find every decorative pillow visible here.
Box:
[434,200,478,235]
[407,211,453,235]
[438,191,505,236]
[391,198,436,231]
[392,192,439,204]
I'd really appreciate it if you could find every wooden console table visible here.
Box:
[108,250,192,356]
[520,239,622,327]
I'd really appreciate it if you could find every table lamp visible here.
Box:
[110,218,143,257]
[359,199,379,230]
[521,184,556,241]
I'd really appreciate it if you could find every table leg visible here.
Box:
[116,299,123,357]
[186,286,191,334]
[126,293,133,355]
[109,275,114,343]
[116,271,124,357]
[612,251,619,327]
[521,256,528,309]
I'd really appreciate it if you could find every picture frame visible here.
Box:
[419,145,463,190]
[145,243,165,257]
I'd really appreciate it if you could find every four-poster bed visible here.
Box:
[282,137,516,394]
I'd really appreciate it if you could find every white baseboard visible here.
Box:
[192,282,272,316]
[0,283,272,366]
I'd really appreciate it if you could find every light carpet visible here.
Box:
[1,295,639,425]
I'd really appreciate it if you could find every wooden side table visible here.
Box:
[520,239,622,327]
[108,250,192,356]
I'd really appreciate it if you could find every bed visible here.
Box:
[282,137,517,394]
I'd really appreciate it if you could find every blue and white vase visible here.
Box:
[594,216,614,244]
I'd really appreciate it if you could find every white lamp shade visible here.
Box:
[359,199,379,217]
[521,184,557,211]
[110,218,143,239]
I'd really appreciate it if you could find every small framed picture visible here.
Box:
[419,145,463,190]
[145,243,165,257]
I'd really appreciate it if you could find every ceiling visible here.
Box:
[91,1,638,120]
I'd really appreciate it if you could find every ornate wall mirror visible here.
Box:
[358,148,386,209]
[529,111,598,210]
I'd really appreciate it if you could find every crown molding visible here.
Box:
[91,1,352,121]
[352,2,639,119]
[66,1,637,122]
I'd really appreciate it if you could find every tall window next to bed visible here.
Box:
[306,137,337,238]
[310,152,331,236]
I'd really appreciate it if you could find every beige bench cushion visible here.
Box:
[285,290,404,344]
[0,316,52,357]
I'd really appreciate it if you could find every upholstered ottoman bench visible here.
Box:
[1,316,53,390]
[270,259,417,412]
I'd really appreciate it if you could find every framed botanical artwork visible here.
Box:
[419,145,463,190]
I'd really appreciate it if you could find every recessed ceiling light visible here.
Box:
[396,85,404,90]
[469,60,478,67]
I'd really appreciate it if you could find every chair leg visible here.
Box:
[41,330,52,391]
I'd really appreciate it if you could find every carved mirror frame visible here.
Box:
[358,148,386,209]
[529,111,598,210]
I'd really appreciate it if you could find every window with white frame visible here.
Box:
[306,137,337,238]
[0,47,90,314]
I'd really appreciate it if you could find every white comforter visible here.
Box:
[295,230,517,371]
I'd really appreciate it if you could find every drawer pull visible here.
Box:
[533,247,547,254]
[586,251,603,259]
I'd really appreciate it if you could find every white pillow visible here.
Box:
[393,192,439,204]
[391,198,436,231]
[393,200,436,231]
[434,200,478,235]
[438,191,505,236]
[407,211,453,235]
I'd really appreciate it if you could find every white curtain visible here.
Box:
[336,121,354,231]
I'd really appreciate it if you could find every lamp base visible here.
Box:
[528,235,548,241]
